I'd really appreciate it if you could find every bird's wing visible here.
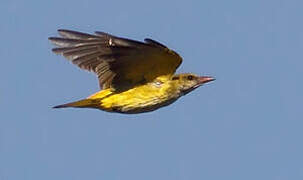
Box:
[49,29,182,91]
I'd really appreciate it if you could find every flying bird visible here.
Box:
[49,29,215,113]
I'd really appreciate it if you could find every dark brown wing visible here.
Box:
[49,29,182,91]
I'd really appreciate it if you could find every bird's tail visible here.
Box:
[53,89,112,109]
[53,99,98,109]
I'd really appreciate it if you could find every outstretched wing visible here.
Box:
[49,29,182,91]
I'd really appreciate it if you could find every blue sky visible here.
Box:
[1,0,303,179]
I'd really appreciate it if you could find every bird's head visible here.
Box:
[171,73,215,95]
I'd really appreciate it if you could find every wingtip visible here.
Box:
[57,29,70,33]
[57,29,75,38]
[49,29,69,41]
[48,37,56,42]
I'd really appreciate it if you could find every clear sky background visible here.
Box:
[1,0,302,179]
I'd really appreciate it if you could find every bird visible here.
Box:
[49,29,215,114]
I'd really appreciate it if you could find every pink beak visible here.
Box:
[198,76,215,84]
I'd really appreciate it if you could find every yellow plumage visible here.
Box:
[98,76,178,113]
[49,30,214,113]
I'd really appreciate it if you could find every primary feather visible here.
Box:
[49,29,182,91]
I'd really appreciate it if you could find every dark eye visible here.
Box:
[187,75,194,80]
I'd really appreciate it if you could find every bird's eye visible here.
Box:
[187,75,194,80]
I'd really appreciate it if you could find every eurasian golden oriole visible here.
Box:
[49,29,214,113]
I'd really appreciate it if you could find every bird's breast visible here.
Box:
[98,81,181,113]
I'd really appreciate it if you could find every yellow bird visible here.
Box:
[49,29,215,113]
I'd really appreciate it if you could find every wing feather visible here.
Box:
[49,29,182,90]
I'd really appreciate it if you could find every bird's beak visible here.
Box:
[198,76,215,84]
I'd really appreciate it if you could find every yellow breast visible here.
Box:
[88,78,181,113]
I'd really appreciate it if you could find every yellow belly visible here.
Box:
[88,82,180,113]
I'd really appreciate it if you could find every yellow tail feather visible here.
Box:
[53,99,97,109]
[53,89,113,109]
